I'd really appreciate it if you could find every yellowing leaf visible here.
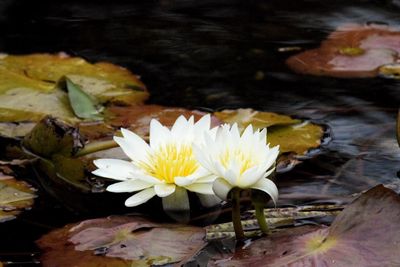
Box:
[268,122,324,154]
[0,53,148,124]
[0,174,36,223]
[214,108,300,129]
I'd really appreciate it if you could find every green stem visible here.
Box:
[74,140,118,157]
[254,203,270,234]
[231,188,245,241]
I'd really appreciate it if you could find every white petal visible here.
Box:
[149,119,170,149]
[212,178,233,200]
[131,171,163,184]
[124,187,156,207]
[106,180,153,193]
[263,167,275,179]
[237,165,264,188]
[230,123,241,141]
[154,183,176,197]
[162,187,190,211]
[120,128,151,161]
[259,128,267,142]
[93,159,137,180]
[171,115,188,133]
[193,144,214,173]
[241,124,254,140]
[252,178,279,205]
[113,137,142,162]
[174,167,214,186]
[92,169,127,181]
[197,193,222,207]
[260,145,280,172]
[196,173,218,183]
[194,114,211,133]
[185,183,214,194]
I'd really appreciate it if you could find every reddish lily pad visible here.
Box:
[79,104,220,142]
[210,185,400,266]
[0,173,36,222]
[287,24,400,78]
[37,216,206,267]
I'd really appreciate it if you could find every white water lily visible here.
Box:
[194,123,279,203]
[92,115,218,211]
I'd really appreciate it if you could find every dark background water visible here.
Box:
[0,0,399,265]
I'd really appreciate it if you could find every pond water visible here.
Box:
[0,0,399,265]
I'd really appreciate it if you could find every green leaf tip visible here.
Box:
[65,77,103,120]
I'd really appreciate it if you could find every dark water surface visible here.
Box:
[0,0,399,265]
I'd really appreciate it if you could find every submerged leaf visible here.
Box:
[37,216,205,267]
[65,78,103,120]
[0,174,36,223]
[210,185,400,266]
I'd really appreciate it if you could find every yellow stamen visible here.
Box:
[220,149,255,174]
[139,143,198,184]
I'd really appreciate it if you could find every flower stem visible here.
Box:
[74,140,118,157]
[231,188,245,241]
[254,203,270,234]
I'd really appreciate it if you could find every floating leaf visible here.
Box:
[214,108,300,129]
[105,104,220,140]
[287,24,400,78]
[210,185,400,266]
[65,78,103,120]
[378,63,400,79]
[37,216,205,267]
[0,173,36,223]
[0,53,148,125]
[268,122,324,154]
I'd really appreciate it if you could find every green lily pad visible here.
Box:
[0,173,36,223]
[214,108,324,155]
[214,108,300,129]
[0,53,148,124]
[37,216,205,267]
[209,185,400,266]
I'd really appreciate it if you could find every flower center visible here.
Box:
[220,148,256,174]
[140,143,199,184]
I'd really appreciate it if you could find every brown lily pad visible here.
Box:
[0,53,148,124]
[210,185,400,266]
[37,216,206,267]
[102,104,220,140]
[0,173,36,223]
[287,24,400,78]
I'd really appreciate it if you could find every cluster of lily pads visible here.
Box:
[1,22,400,266]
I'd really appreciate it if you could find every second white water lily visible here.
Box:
[92,115,218,211]
[194,123,279,203]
